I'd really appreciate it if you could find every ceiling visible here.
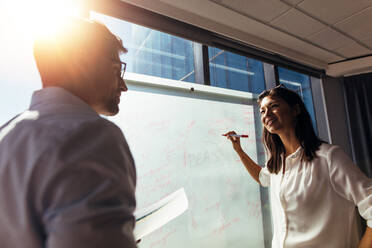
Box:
[120,0,372,77]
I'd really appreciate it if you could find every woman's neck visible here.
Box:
[279,129,301,157]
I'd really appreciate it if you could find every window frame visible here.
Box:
[88,0,325,81]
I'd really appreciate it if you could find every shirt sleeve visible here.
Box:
[35,120,137,248]
[328,145,372,227]
[259,166,270,187]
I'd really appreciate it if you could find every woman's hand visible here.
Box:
[358,226,372,248]
[223,131,261,183]
[223,131,243,152]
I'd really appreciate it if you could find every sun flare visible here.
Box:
[3,0,81,41]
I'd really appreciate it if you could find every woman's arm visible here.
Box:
[224,131,262,184]
[327,146,372,247]
[235,147,262,183]
[358,227,372,248]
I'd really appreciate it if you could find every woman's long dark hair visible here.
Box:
[258,85,322,174]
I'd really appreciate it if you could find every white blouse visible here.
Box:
[259,143,372,248]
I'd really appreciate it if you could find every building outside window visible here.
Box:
[91,12,196,83]
[277,67,318,133]
[209,47,266,94]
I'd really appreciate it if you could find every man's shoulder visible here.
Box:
[71,117,124,140]
[37,111,121,135]
[0,111,128,162]
[0,111,49,146]
[1,111,121,148]
[44,115,124,147]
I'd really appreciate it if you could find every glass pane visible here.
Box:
[110,86,270,247]
[209,46,272,246]
[278,67,318,133]
[90,12,196,83]
[208,47,265,94]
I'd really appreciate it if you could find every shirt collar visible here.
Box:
[288,146,302,159]
[281,145,303,163]
[29,86,98,117]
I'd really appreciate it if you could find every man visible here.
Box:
[0,17,137,247]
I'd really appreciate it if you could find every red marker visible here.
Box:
[222,134,249,138]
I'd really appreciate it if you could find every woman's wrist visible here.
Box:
[235,147,244,154]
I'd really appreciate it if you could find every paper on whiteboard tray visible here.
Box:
[132,188,188,240]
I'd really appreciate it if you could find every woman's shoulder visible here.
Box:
[315,143,352,165]
[315,143,341,158]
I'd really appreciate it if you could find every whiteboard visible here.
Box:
[109,74,268,248]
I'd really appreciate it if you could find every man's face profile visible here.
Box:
[90,50,128,116]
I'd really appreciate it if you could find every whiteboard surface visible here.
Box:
[110,78,266,248]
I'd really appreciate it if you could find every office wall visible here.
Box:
[321,76,353,157]
[310,76,331,143]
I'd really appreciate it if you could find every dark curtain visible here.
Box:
[343,72,372,177]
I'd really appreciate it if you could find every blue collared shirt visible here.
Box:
[0,87,137,248]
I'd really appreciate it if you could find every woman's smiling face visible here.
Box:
[259,95,298,135]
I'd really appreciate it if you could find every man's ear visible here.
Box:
[65,48,96,83]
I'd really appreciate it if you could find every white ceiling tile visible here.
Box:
[335,42,372,58]
[271,9,327,38]
[335,7,372,40]
[249,26,344,63]
[301,48,343,63]
[211,0,291,23]
[307,28,355,51]
[135,0,359,67]
[298,0,372,25]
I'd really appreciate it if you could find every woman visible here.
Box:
[225,85,372,248]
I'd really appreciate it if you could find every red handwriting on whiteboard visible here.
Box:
[183,150,187,167]
[180,120,198,167]
[243,110,254,115]
[192,215,198,230]
[149,228,177,248]
[212,217,240,235]
[139,164,169,178]
[204,201,221,212]
[155,173,171,183]
[246,200,261,219]
[137,179,171,196]
[187,120,196,129]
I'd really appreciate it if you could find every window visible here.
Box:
[91,12,196,83]
[209,47,266,94]
[91,12,273,246]
[278,67,318,132]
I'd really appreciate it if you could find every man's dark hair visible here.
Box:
[258,85,323,174]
